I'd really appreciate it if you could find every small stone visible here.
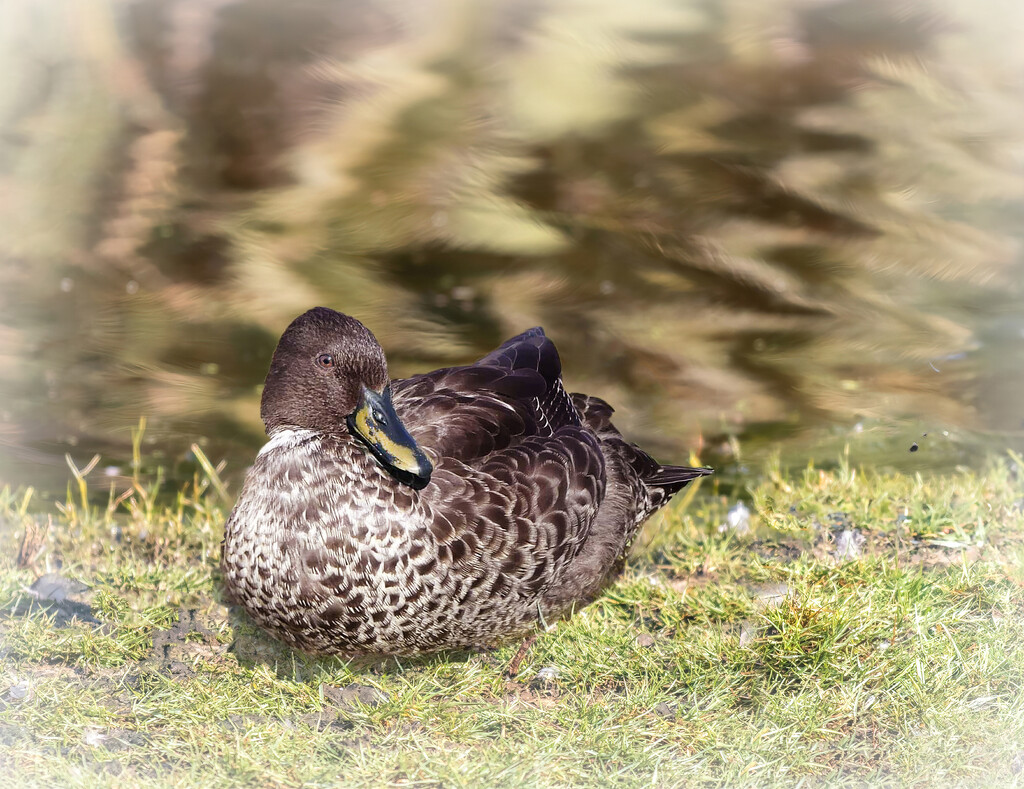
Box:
[28,573,88,603]
[833,529,866,562]
[83,727,109,747]
[752,583,790,611]
[635,633,656,648]
[322,684,388,709]
[529,666,560,689]
[6,681,30,702]
[718,502,751,536]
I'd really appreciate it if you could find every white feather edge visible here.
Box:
[257,427,319,458]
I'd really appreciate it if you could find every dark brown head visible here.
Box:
[260,308,388,431]
[260,307,432,488]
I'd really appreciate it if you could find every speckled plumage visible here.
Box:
[222,309,711,655]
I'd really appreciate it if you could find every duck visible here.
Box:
[222,307,711,656]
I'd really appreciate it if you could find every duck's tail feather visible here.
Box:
[644,464,714,496]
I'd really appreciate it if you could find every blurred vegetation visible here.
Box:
[1,0,1022,490]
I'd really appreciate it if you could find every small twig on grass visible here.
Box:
[506,633,538,678]
[16,514,50,571]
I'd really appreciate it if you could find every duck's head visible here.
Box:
[260,307,433,490]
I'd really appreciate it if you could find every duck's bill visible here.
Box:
[346,385,433,490]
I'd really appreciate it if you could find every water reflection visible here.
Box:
[1,0,1022,494]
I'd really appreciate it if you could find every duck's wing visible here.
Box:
[475,327,582,433]
[415,424,607,603]
[392,327,583,465]
[394,329,608,606]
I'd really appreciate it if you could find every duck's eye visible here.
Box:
[315,353,335,369]
[372,409,387,425]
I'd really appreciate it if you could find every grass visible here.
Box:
[1,442,1023,788]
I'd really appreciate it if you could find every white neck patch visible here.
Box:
[256,428,319,459]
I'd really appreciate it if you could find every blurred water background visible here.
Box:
[1,0,1022,497]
